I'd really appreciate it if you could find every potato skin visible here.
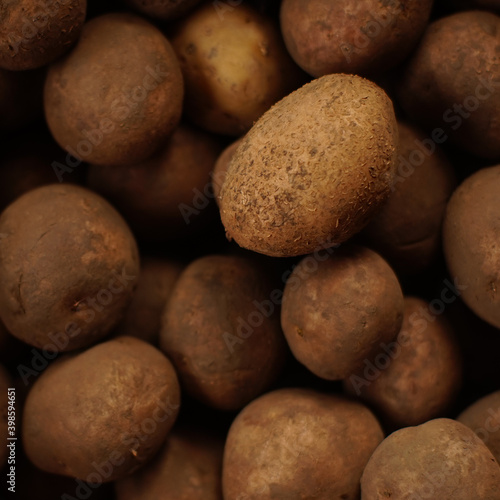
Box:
[223,388,384,500]
[0,184,140,351]
[280,0,433,77]
[45,13,183,167]
[443,166,500,329]
[170,2,303,136]
[344,297,463,429]
[219,74,398,257]
[281,245,404,380]
[115,426,223,500]
[361,418,500,499]
[397,11,500,159]
[0,0,86,71]
[212,137,243,203]
[0,365,12,468]
[22,336,181,482]
[160,255,286,411]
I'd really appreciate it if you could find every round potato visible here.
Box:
[345,297,463,429]
[23,336,181,482]
[0,184,140,351]
[361,418,500,499]
[219,73,399,257]
[443,166,500,329]
[125,0,202,20]
[0,0,86,71]
[160,255,286,411]
[170,2,304,135]
[223,388,383,500]
[44,13,183,166]
[280,0,433,77]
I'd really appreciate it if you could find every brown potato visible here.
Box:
[160,254,286,411]
[0,184,140,351]
[125,0,202,20]
[115,425,223,500]
[281,245,404,381]
[219,73,399,257]
[0,364,12,468]
[170,2,304,135]
[0,0,86,71]
[22,336,181,482]
[458,391,500,463]
[212,137,243,203]
[344,297,463,429]
[223,388,384,500]
[443,165,500,329]
[45,13,184,166]
[280,0,433,77]
[364,121,456,275]
[361,418,500,499]
[397,10,500,159]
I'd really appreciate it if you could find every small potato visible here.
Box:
[281,245,404,380]
[280,0,433,77]
[22,336,181,482]
[0,0,86,71]
[223,388,384,500]
[443,166,500,329]
[125,0,202,20]
[344,297,463,429]
[116,426,223,500]
[0,184,140,351]
[45,13,184,166]
[170,2,304,135]
[361,418,500,499]
[0,364,12,468]
[160,255,286,411]
[457,391,500,463]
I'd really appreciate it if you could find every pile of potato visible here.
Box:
[1,0,500,498]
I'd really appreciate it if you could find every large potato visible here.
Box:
[22,336,181,482]
[219,73,398,257]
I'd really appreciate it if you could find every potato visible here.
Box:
[160,255,286,411]
[345,297,462,429]
[115,425,223,500]
[280,0,433,77]
[87,123,222,239]
[0,184,140,351]
[458,391,500,463]
[0,0,86,71]
[361,418,500,499]
[281,245,404,380]
[125,0,202,20]
[397,11,500,159]
[170,2,304,135]
[114,257,183,345]
[363,121,456,274]
[219,73,398,257]
[443,166,500,329]
[22,336,181,482]
[212,137,243,203]
[0,364,12,468]
[44,13,184,167]
[223,388,383,500]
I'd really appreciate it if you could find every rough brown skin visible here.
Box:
[125,0,202,20]
[0,184,140,351]
[280,0,433,77]
[223,388,384,500]
[458,391,500,463]
[443,166,500,329]
[364,121,457,275]
[0,365,11,468]
[170,2,304,136]
[219,74,399,258]
[281,245,404,381]
[87,123,222,239]
[361,418,500,499]
[115,426,223,500]
[22,336,181,482]
[44,13,184,167]
[0,0,86,71]
[344,297,463,429]
[159,255,286,411]
[114,257,183,345]
[212,137,244,203]
[397,11,500,159]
